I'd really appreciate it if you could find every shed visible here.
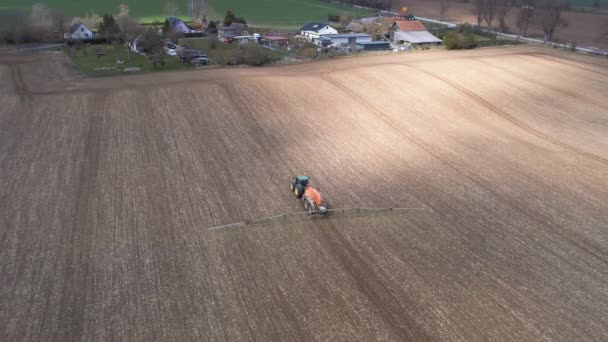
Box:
[356,41,390,51]
[263,35,289,47]
[393,31,442,45]
[320,33,372,46]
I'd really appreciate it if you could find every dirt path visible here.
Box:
[1,46,607,341]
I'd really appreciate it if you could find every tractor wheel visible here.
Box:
[294,185,304,198]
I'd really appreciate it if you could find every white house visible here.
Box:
[300,22,337,41]
[64,22,95,39]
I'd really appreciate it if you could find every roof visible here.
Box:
[360,17,380,24]
[356,41,390,45]
[69,22,88,34]
[345,22,363,32]
[301,22,330,32]
[264,35,289,41]
[321,33,372,39]
[394,31,442,44]
[394,20,426,32]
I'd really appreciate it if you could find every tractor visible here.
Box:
[291,176,328,215]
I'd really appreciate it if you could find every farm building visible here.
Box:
[166,17,197,33]
[262,35,289,47]
[356,41,390,51]
[64,22,95,39]
[300,22,337,41]
[390,20,442,45]
[393,31,442,45]
[319,33,372,46]
[218,23,249,42]
[345,22,364,32]
[360,17,381,25]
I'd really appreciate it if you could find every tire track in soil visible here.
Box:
[8,64,31,103]
[476,58,608,111]
[320,72,608,268]
[401,64,608,167]
[311,220,431,341]
[527,53,608,78]
[54,92,107,341]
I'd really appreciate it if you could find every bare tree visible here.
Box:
[474,0,486,27]
[139,26,165,67]
[440,0,450,20]
[538,0,566,42]
[50,9,69,41]
[116,12,142,60]
[516,0,535,38]
[484,0,498,30]
[496,0,512,33]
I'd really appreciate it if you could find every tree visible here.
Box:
[164,2,178,16]
[116,12,142,60]
[223,10,246,26]
[538,0,567,42]
[483,0,498,30]
[139,27,165,68]
[72,12,102,31]
[50,8,69,41]
[593,0,600,9]
[516,0,535,38]
[444,26,476,49]
[440,0,450,20]
[224,10,237,26]
[363,20,390,40]
[98,14,120,44]
[474,0,486,27]
[496,0,512,33]
[207,20,217,34]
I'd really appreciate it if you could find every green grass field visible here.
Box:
[2,0,376,29]
[66,44,190,77]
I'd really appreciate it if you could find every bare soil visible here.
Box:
[1,46,608,341]
[403,0,608,49]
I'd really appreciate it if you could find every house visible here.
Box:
[167,17,197,34]
[318,33,372,46]
[218,23,248,42]
[300,22,337,41]
[262,35,289,47]
[390,20,442,45]
[64,22,95,39]
[356,41,390,51]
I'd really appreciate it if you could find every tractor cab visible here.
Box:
[291,175,309,198]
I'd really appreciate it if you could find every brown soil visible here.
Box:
[1,46,608,341]
[403,0,608,49]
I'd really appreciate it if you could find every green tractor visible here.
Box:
[290,175,309,198]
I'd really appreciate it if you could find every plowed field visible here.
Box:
[1,46,608,341]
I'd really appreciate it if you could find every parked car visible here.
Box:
[164,42,178,56]
[178,47,209,65]
[189,54,210,66]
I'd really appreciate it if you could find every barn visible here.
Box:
[319,33,372,46]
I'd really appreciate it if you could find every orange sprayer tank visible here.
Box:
[304,186,323,207]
